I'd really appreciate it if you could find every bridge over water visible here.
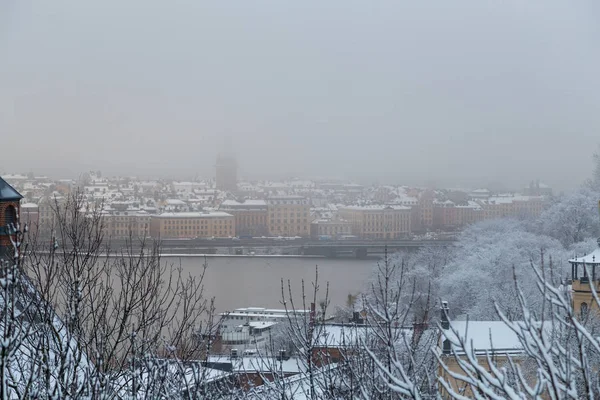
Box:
[150,238,456,258]
[299,240,455,258]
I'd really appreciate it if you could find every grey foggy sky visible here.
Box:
[1,0,600,190]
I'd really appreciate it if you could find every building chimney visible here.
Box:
[442,338,452,355]
[277,349,288,361]
[351,311,364,324]
[441,301,450,330]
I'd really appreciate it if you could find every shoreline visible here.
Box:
[31,252,327,259]
[158,253,325,258]
[32,252,380,259]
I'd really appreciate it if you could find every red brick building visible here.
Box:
[0,177,23,256]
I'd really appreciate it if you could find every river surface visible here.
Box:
[163,256,377,315]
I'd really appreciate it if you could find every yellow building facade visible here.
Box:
[310,218,352,239]
[338,205,412,239]
[149,211,235,239]
[266,196,310,237]
[569,248,600,317]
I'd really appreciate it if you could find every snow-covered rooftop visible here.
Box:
[165,199,187,205]
[314,325,375,348]
[569,248,600,264]
[248,321,278,329]
[230,307,308,314]
[340,205,411,211]
[247,364,342,400]
[443,321,525,355]
[206,355,305,374]
[154,211,233,218]
[220,199,267,207]
[0,176,23,201]
[479,195,544,205]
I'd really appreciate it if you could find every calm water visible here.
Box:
[164,256,376,315]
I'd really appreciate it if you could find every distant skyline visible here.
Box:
[2,0,600,191]
[0,168,567,196]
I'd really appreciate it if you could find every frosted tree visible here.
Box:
[586,144,600,193]
[437,261,600,399]
[538,187,600,247]
[439,219,567,320]
[0,210,36,398]
[272,267,339,399]
[367,253,600,399]
[17,191,222,398]
[243,267,357,400]
[0,200,94,399]
[356,250,437,400]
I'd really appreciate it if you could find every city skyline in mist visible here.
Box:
[2,0,600,190]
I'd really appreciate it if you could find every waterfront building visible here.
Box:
[338,205,412,239]
[101,208,151,239]
[432,200,483,230]
[219,199,268,237]
[266,196,310,237]
[149,211,235,239]
[418,190,435,231]
[310,218,352,240]
[476,195,545,220]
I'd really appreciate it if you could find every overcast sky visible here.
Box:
[1,0,599,190]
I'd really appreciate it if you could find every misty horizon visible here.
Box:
[2,0,600,191]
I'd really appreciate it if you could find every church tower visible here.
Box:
[0,176,23,258]
[215,153,237,192]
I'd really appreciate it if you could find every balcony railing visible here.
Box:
[572,279,600,291]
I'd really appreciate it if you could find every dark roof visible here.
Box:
[0,177,23,201]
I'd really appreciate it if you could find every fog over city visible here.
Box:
[2,0,600,189]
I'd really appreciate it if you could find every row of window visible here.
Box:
[110,230,147,236]
[364,227,410,233]
[268,200,306,205]
[164,225,232,231]
[363,215,409,221]
[163,230,232,235]
[238,217,266,222]
[164,219,232,225]
[110,222,149,228]
[270,211,308,216]
[366,222,409,227]
[363,233,407,238]
[107,216,150,221]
